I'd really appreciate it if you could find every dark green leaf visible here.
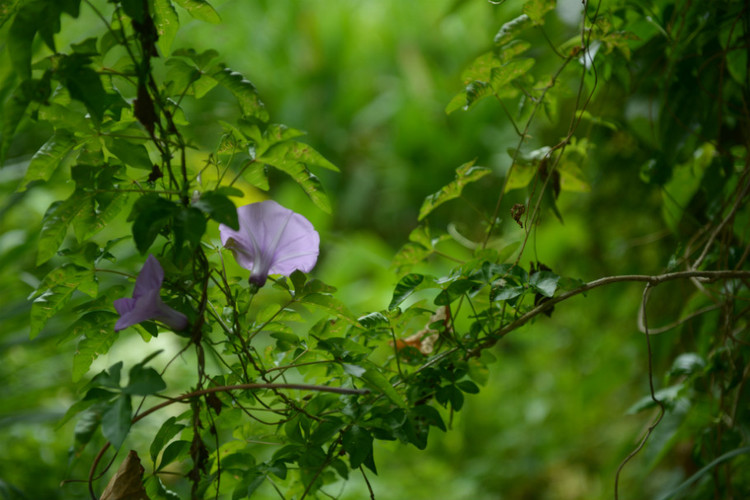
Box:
[73,405,104,455]
[342,426,373,469]
[125,366,166,395]
[389,273,427,310]
[130,194,178,254]
[434,279,481,306]
[193,191,238,229]
[150,417,186,463]
[173,206,207,252]
[358,311,389,329]
[157,440,190,471]
[101,394,132,449]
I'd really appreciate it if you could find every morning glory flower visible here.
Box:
[114,255,189,332]
[219,200,320,287]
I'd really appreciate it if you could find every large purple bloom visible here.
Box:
[219,200,319,286]
[113,255,189,332]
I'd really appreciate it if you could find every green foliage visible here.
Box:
[0,0,748,499]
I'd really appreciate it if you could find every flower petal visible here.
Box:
[114,289,163,331]
[133,254,164,299]
[220,200,319,283]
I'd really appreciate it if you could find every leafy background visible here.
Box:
[1,0,748,499]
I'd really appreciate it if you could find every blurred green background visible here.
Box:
[0,0,695,498]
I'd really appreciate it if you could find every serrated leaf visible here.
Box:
[154,0,179,55]
[37,191,93,265]
[30,266,98,339]
[304,293,355,320]
[72,318,119,382]
[74,192,131,241]
[101,394,132,449]
[21,131,77,190]
[419,160,491,220]
[193,191,238,229]
[211,66,268,121]
[173,0,221,23]
[261,140,339,172]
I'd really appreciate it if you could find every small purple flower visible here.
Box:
[114,255,189,332]
[219,200,320,287]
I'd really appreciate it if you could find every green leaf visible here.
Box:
[37,191,93,265]
[434,279,481,306]
[130,195,178,254]
[361,368,406,408]
[106,137,153,169]
[418,160,491,220]
[30,265,98,339]
[150,417,186,463]
[172,206,207,253]
[74,192,132,241]
[101,394,132,449]
[59,55,113,123]
[211,66,268,121]
[494,14,532,46]
[1,86,31,164]
[125,366,166,395]
[304,293,356,321]
[523,0,556,25]
[655,447,750,500]
[529,271,559,297]
[260,139,338,172]
[241,161,269,190]
[74,405,104,455]
[7,0,43,79]
[72,316,119,382]
[173,0,221,24]
[357,311,389,329]
[259,144,332,213]
[662,143,714,233]
[342,426,373,469]
[490,58,535,89]
[389,273,437,310]
[157,440,190,470]
[391,242,432,274]
[20,131,77,190]
[193,191,238,229]
[153,0,179,55]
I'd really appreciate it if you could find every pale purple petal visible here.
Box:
[113,257,188,332]
[133,254,164,299]
[219,200,319,286]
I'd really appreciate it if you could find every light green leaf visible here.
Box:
[72,313,119,381]
[150,417,186,463]
[21,131,77,190]
[106,137,153,169]
[74,192,132,241]
[491,58,535,89]
[304,293,356,321]
[154,0,179,55]
[361,368,407,408]
[494,14,532,46]
[529,271,559,297]
[37,191,93,265]
[260,144,332,213]
[662,143,714,232]
[30,266,98,339]
[523,0,556,25]
[419,160,491,220]
[173,0,221,23]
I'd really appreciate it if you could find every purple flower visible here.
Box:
[114,255,189,332]
[219,200,320,287]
